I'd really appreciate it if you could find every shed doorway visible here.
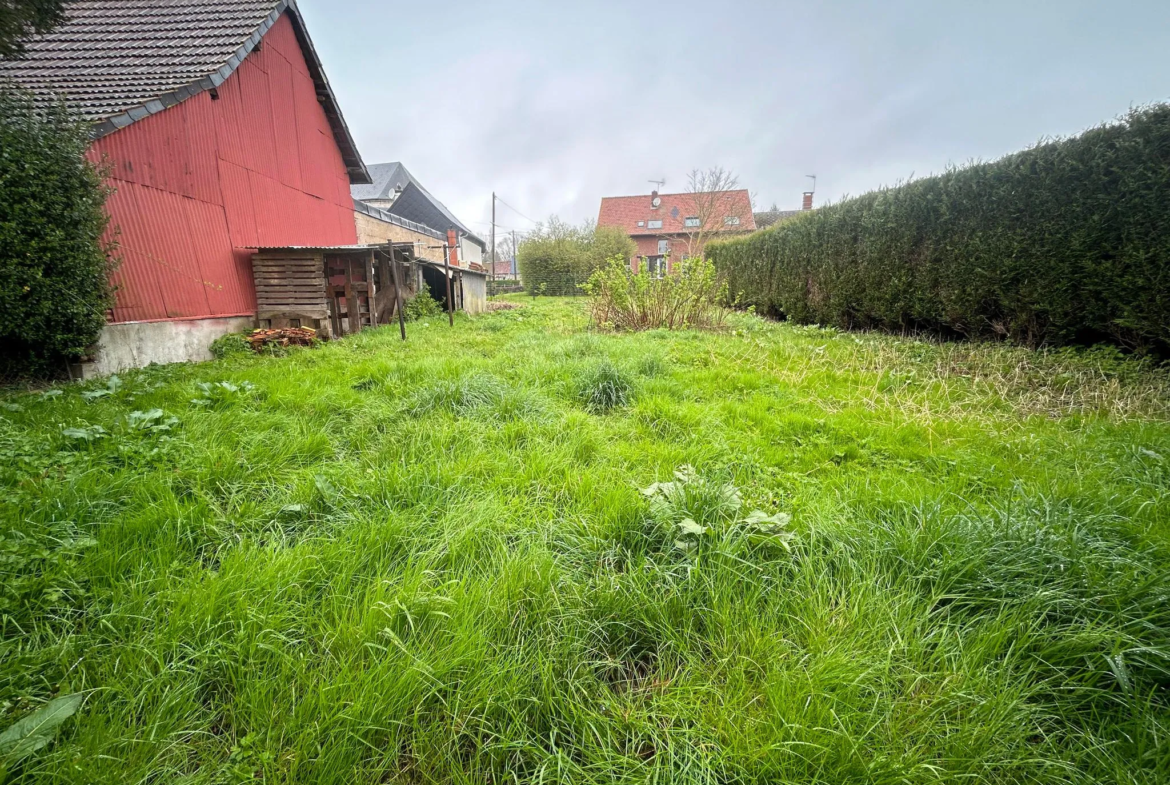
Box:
[421,264,452,310]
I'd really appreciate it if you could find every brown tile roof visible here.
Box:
[597,190,756,236]
[0,0,369,183]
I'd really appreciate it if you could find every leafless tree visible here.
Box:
[681,167,747,259]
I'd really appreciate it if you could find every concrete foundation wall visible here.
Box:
[82,316,254,377]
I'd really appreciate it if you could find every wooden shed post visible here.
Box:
[344,256,360,334]
[367,249,377,325]
[376,252,393,325]
[389,248,406,341]
[443,240,454,327]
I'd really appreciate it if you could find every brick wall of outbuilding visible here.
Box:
[354,212,443,262]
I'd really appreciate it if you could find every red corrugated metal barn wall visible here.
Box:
[87,13,357,323]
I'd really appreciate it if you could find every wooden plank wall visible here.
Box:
[252,251,330,333]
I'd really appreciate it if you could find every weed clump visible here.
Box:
[575,360,634,413]
[191,380,257,409]
[407,373,544,421]
[209,333,251,360]
[641,465,794,554]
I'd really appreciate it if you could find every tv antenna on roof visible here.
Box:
[648,178,666,191]
[805,174,817,194]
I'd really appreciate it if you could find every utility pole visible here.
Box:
[490,192,497,294]
[511,229,518,281]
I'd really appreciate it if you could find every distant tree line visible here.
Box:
[517,218,635,296]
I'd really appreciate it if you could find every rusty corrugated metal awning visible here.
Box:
[253,244,388,252]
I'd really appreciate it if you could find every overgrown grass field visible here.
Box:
[2,297,1169,783]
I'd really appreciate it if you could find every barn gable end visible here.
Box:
[88,11,359,323]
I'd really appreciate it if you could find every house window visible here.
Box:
[658,239,670,255]
[723,215,741,226]
[647,219,663,229]
[684,216,700,228]
[636,220,645,227]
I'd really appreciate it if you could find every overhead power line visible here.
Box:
[494,196,539,225]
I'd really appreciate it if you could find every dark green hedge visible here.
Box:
[711,105,1170,354]
[0,86,115,375]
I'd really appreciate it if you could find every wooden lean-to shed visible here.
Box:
[252,243,421,337]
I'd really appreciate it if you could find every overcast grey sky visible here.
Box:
[298,0,1169,238]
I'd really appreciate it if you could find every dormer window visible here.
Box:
[647,219,663,230]
[684,217,700,228]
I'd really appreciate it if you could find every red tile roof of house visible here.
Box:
[597,190,756,236]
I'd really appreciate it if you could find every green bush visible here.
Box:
[208,332,251,359]
[588,224,638,270]
[518,219,635,296]
[0,87,115,375]
[584,255,729,331]
[404,290,443,322]
[710,104,1170,355]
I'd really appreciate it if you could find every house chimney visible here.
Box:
[802,191,814,211]
[447,229,459,267]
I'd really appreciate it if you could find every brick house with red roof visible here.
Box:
[597,190,755,274]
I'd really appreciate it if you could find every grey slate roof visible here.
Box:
[351,162,411,201]
[754,209,802,229]
[352,162,484,248]
[0,0,370,183]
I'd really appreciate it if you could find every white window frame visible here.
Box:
[723,215,741,226]
[684,216,700,228]
[647,219,663,229]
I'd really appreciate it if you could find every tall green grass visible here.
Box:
[1,298,1168,783]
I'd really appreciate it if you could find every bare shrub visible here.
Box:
[584,256,729,332]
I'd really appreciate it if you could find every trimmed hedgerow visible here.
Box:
[710,104,1170,355]
[0,86,115,376]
